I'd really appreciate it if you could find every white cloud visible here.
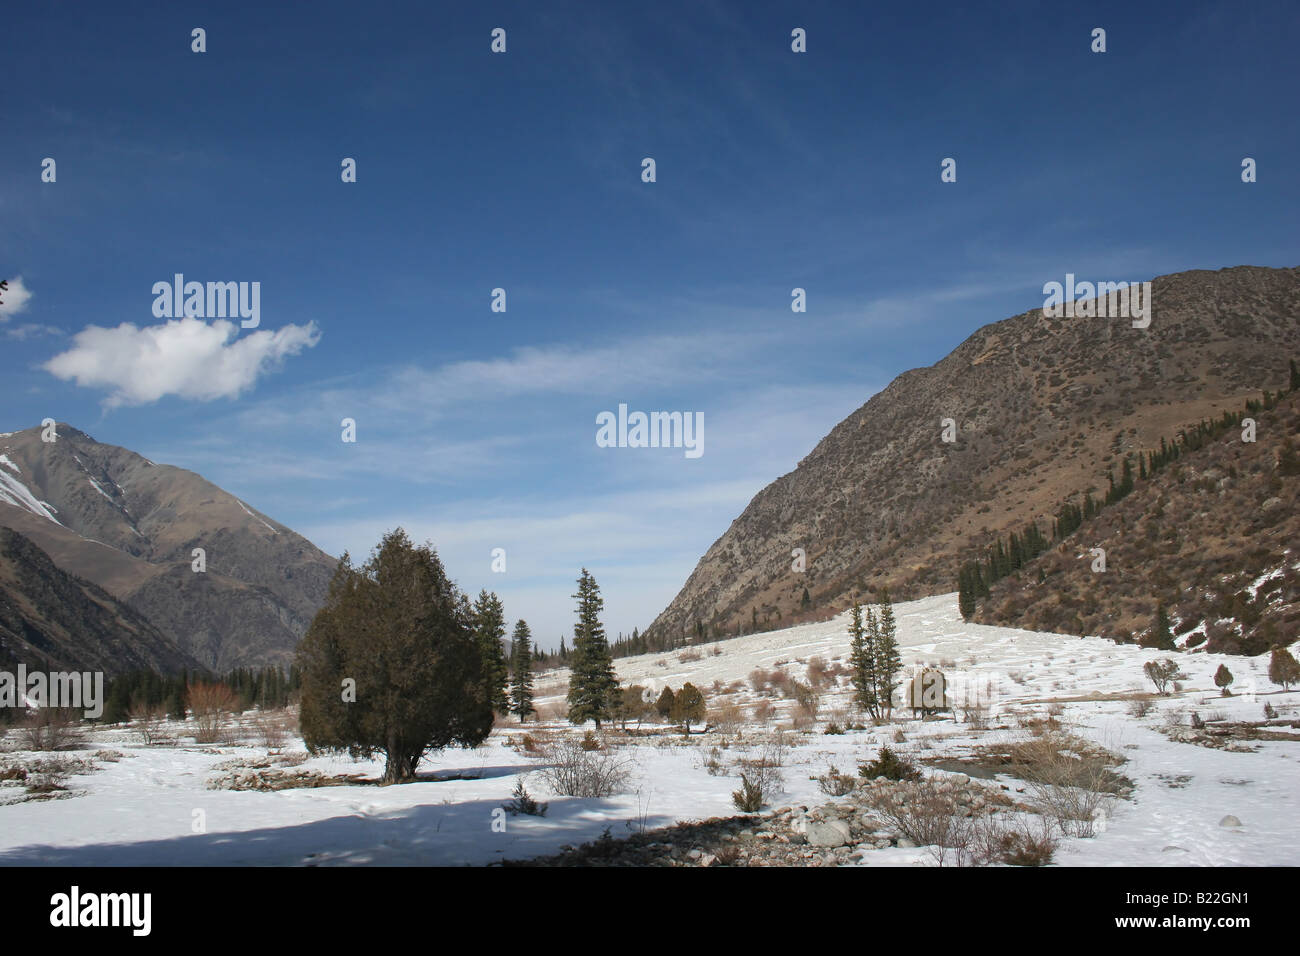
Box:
[0,276,33,320]
[5,323,63,341]
[43,317,321,407]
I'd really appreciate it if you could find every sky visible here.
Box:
[2,1,1298,649]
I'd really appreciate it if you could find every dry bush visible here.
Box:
[736,733,787,805]
[18,708,83,752]
[678,649,701,663]
[965,813,1058,867]
[188,681,239,744]
[806,656,830,689]
[817,764,856,796]
[130,704,168,746]
[709,699,745,735]
[962,699,990,730]
[540,736,631,797]
[1005,732,1124,837]
[861,780,975,862]
[751,699,775,724]
[250,708,295,749]
[789,679,819,719]
[1126,698,1155,718]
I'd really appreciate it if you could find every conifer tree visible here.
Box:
[508,619,536,722]
[566,568,619,727]
[472,590,510,713]
[1214,664,1234,696]
[876,589,902,718]
[1268,647,1300,691]
[672,682,706,735]
[957,565,977,620]
[655,686,675,718]
[297,532,493,784]
[848,600,879,718]
[800,587,811,610]
[1142,604,1175,650]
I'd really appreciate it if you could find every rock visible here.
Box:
[1219,815,1243,828]
[806,820,852,847]
[686,848,703,860]
[1162,846,1189,853]
[897,837,917,849]
[699,853,716,867]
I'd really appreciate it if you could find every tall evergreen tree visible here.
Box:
[848,600,880,718]
[508,619,536,722]
[876,589,902,718]
[957,565,977,620]
[472,590,510,713]
[566,569,619,727]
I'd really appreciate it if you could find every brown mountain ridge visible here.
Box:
[0,424,337,670]
[644,265,1300,645]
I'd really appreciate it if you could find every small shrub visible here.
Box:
[858,746,921,782]
[541,737,630,797]
[817,765,856,796]
[579,730,602,751]
[823,721,845,735]
[1126,698,1154,718]
[503,777,548,816]
[732,773,764,813]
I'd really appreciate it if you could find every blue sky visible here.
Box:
[3,1,1298,648]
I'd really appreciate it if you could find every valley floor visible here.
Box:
[2,594,1297,866]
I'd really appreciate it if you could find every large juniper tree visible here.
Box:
[296,530,493,784]
[566,568,619,727]
[472,590,510,713]
[508,619,536,722]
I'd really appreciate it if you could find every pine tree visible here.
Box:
[848,600,879,718]
[875,589,902,718]
[566,568,619,727]
[957,564,976,620]
[508,619,536,722]
[472,590,510,713]
[1142,604,1175,650]
[1291,359,1300,393]
[800,587,811,610]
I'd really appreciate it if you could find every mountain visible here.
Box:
[0,424,337,670]
[0,527,202,676]
[974,384,1300,655]
[645,265,1300,645]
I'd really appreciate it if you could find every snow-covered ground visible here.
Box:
[1,593,1296,866]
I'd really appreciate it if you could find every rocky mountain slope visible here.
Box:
[974,385,1300,655]
[0,424,336,670]
[0,527,202,675]
[644,265,1300,645]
